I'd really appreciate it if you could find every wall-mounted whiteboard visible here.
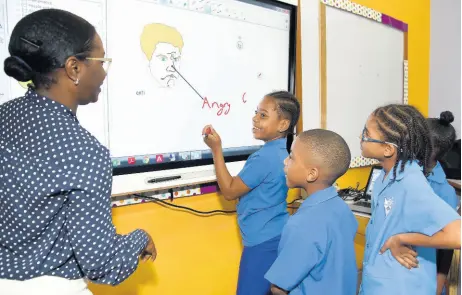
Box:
[325,6,404,164]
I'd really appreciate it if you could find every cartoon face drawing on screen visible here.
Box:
[140,23,184,88]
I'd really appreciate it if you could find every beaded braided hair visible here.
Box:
[373,104,433,179]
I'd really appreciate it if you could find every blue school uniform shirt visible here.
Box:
[0,89,148,284]
[359,161,460,295]
[237,138,289,247]
[428,161,459,295]
[265,186,358,295]
[428,162,459,210]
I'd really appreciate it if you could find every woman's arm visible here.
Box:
[65,146,152,285]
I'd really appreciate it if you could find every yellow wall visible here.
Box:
[89,193,240,295]
[90,0,430,294]
[89,189,300,295]
[336,167,371,189]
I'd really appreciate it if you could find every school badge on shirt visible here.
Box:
[384,197,394,216]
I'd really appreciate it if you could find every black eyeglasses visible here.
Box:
[360,127,399,148]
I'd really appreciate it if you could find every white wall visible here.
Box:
[300,0,320,130]
[429,0,461,138]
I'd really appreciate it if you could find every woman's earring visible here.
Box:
[74,79,79,86]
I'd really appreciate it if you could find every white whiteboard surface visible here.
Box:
[325,6,404,162]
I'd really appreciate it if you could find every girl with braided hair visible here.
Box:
[426,111,459,295]
[202,91,300,295]
[358,104,460,295]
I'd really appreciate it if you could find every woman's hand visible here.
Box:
[140,231,157,262]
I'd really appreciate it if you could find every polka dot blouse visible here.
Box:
[0,89,149,285]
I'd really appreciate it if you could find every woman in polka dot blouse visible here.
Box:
[0,9,156,295]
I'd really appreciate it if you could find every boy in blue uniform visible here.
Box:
[359,104,461,295]
[203,91,300,295]
[265,129,358,295]
[427,111,460,295]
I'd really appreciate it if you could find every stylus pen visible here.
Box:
[148,175,181,183]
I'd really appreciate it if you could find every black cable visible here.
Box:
[352,186,367,202]
[338,185,367,201]
[339,186,355,200]
[133,194,304,215]
[134,194,236,215]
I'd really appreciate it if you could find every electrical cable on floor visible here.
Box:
[133,193,303,215]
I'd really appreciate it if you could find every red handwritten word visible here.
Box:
[202,97,231,116]
[201,92,248,116]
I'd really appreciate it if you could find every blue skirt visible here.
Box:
[237,235,281,295]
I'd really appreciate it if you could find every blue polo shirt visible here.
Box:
[360,161,460,295]
[237,138,289,247]
[265,186,358,295]
[428,162,459,210]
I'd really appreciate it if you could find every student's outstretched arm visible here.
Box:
[210,145,251,200]
[203,125,250,200]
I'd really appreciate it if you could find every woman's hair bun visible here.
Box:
[439,111,454,126]
[3,56,34,82]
